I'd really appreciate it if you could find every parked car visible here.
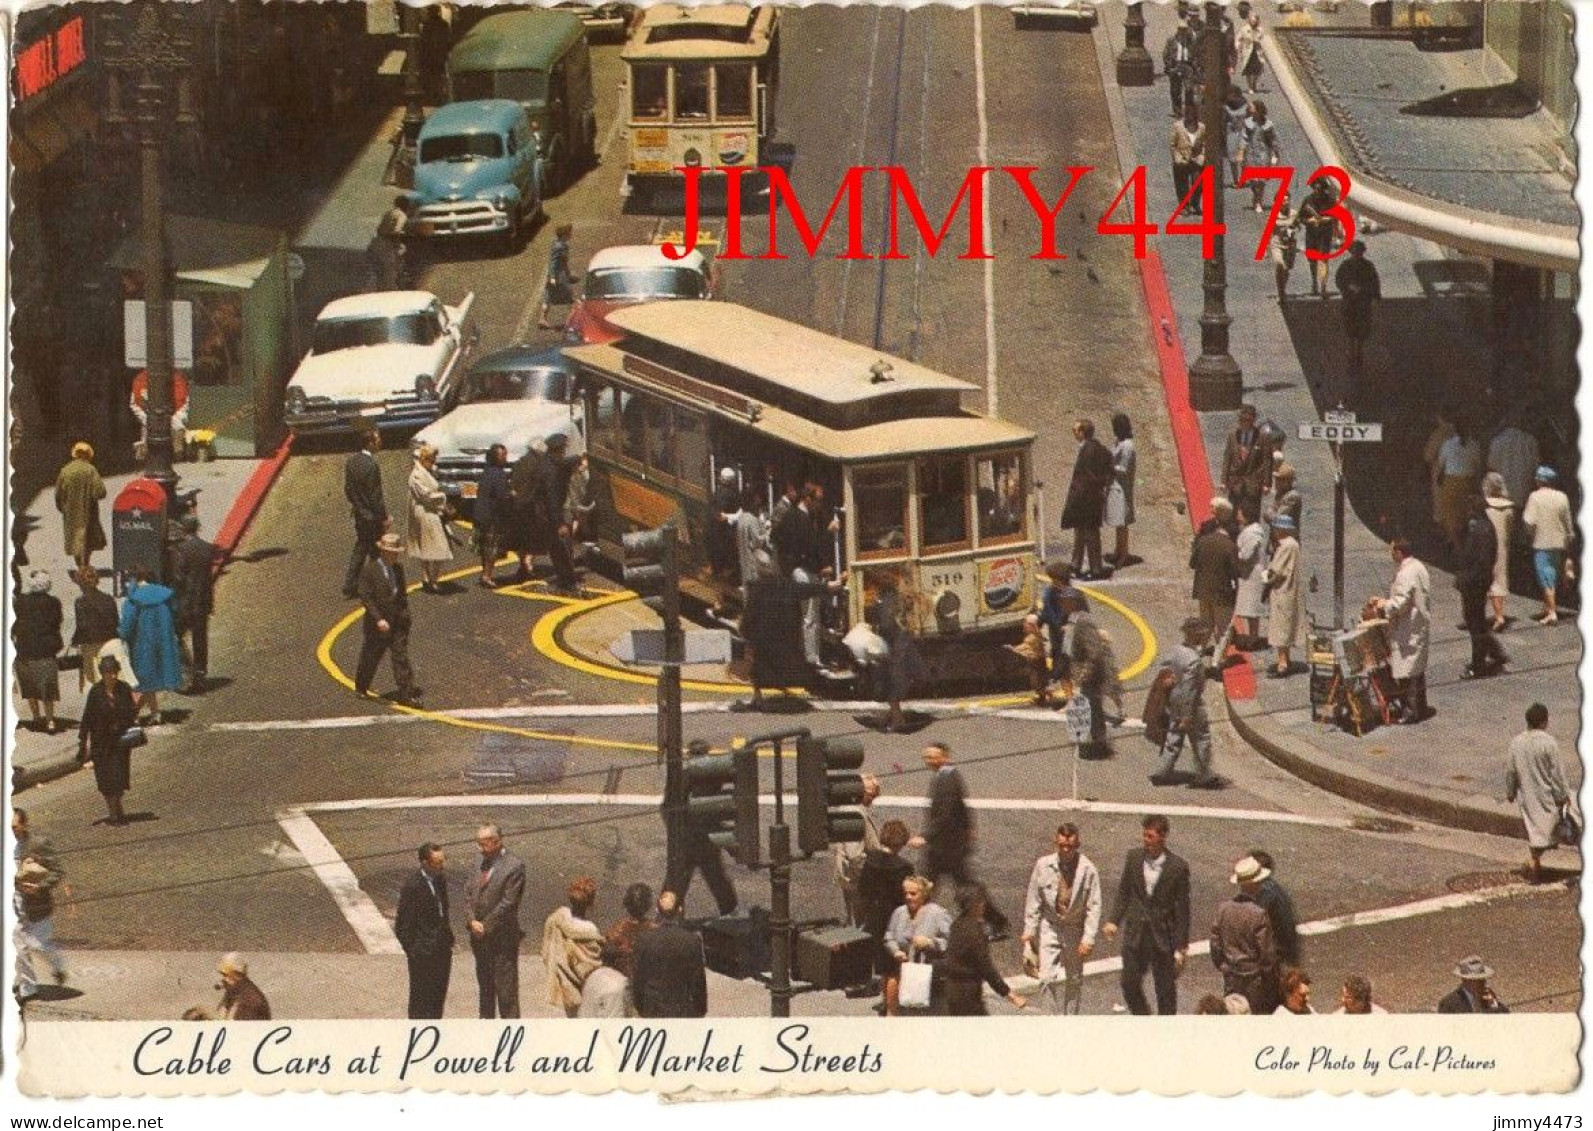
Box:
[412,345,585,506]
[563,244,714,345]
[408,100,543,248]
[284,291,476,435]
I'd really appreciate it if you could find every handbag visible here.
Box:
[1553,803,1582,847]
[897,951,934,1010]
[118,726,148,751]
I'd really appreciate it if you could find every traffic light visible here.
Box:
[622,525,677,617]
[683,743,761,867]
[795,735,866,854]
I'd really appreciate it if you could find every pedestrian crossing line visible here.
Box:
[275,810,403,955]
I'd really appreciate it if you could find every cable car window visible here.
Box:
[587,381,620,457]
[647,400,676,476]
[853,465,908,559]
[676,63,710,119]
[673,405,709,490]
[919,456,969,551]
[632,65,669,120]
[715,63,753,120]
[976,453,1027,542]
[621,391,647,465]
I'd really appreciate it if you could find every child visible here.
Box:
[1007,614,1051,707]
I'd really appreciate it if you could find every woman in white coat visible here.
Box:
[1375,537,1431,725]
[407,443,452,592]
[1233,504,1270,649]
[1262,515,1302,678]
[1482,472,1515,631]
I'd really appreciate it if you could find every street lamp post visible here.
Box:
[1187,3,1243,412]
[401,4,426,148]
[104,2,193,505]
[1116,3,1155,87]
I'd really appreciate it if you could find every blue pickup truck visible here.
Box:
[408,99,544,250]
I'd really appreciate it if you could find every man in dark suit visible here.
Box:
[908,742,1009,938]
[468,823,525,1018]
[167,513,217,693]
[1437,955,1510,1014]
[1220,404,1273,528]
[395,842,454,1019]
[1102,813,1191,1015]
[631,891,707,1018]
[354,533,420,705]
[342,421,389,599]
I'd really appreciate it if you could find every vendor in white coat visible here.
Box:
[1372,537,1431,725]
[1233,502,1270,650]
[1021,823,1102,1016]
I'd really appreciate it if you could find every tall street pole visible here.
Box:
[1116,3,1155,87]
[1188,2,1243,412]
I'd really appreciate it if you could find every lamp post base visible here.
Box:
[1116,49,1154,87]
[1188,354,1244,412]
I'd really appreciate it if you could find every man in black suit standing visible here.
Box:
[631,891,707,1018]
[342,420,389,599]
[354,533,420,706]
[167,513,217,693]
[468,823,525,1018]
[1102,813,1190,1015]
[908,742,1009,938]
[395,842,454,1018]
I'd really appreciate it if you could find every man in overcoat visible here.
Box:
[342,422,388,599]
[55,441,106,573]
[1021,823,1102,1014]
[468,824,526,1018]
[1061,419,1115,580]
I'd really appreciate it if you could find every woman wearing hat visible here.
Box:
[79,653,139,825]
[408,442,453,593]
[1263,516,1303,678]
[54,441,106,574]
[13,570,64,733]
[1522,464,1574,625]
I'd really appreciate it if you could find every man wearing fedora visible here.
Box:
[168,512,218,694]
[354,532,421,706]
[1438,955,1510,1013]
[1209,855,1279,1015]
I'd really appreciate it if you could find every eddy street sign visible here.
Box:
[1298,421,1382,442]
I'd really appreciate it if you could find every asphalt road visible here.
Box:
[16,12,1580,1018]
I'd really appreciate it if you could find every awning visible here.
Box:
[109,215,283,290]
[1267,27,1577,273]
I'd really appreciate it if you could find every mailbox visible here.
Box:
[112,477,169,585]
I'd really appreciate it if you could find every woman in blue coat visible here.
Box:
[119,568,183,723]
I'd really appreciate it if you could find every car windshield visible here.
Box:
[418,132,504,163]
[313,313,440,354]
[459,367,571,405]
[583,266,706,301]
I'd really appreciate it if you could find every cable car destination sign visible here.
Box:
[1298,409,1381,443]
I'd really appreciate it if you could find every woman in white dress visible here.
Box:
[407,443,452,592]
[1482,472,1514,631]
[1263,515,1303,677]
[1105,413,1137,568]
[1233,504,1270,649]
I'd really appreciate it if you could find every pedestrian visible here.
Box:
[1150,617,1221,788]
[833,774,883,927]
[520,433,580,592]
[1210,856,1280,1016]
[733,486,775,608]
[1061,418,1114,580]
[1221,404,1273,525]
[1067,590,1123,753]
[771,483,831,668]
[119,567,182,725]
[1369,538,1431,723]
[395,842,454,1019]
[539,223,577,331]
[881,875,952,1016]
[1504,703,1576,884]
[1521,464,1574,625]
[1102,814,1191,1016]
[468,824,526,1019]
[408,442,453,593]
[1335,240,1381,376]
[1190,502,1240,643]
[474,443,512,588]
[354,533,421,705]
[631,891,708,1018]
[1458,494,1510,679]
[1233,503,1269,650]
[1435,420,1484,550]
[1169,102,1206,215]
[366,196,411,290]
[1437,955,1509,1013]
[1333,974,1388,1014]
[602,882,656,981]
[1481,473,1514,632]
[1266,461,1302,537]
[214,953,272,1020]
[1222,86,1250,189]
[860,820,914,990]
[942,883,1028,1016]
[13,569,63,734]
[576,944,633,1019]
[767,481,800,571]
[341,421,389,600]
[1162,21,1197,116]
[1263,515,1303,679]
[12,808,67,1001]
[1295,178,1344,296]
[738,572,841,709]
[1006,613,1052,708]
[70,567,120,695]
[908,742,1009,937]
[1037,561,1080,691]
[710,466,742,583]
[55,441,106,574]
[1487,413,1540,512]
[78,654,139,825]
[167,513,217,694]
[1021,823,1102,1015]
[564,452,596,564]
[540,877,604,1017]
[1270,191,1299,300]
[868,571,925,730]
[1274,966,1316,1014]
[1247,848,1300,968]
[1106,413,1137,568]
[1236,99,1278,212]
[667,739,741,916]
[1236,13,1265,94]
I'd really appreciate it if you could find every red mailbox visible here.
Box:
[112,477,169,585]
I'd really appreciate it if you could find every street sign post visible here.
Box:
[1296,409,1383,628]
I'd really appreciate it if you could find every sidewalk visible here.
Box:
[1096,4,1582,841]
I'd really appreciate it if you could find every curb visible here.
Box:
[211,436,293,575]
[11,745,83,792]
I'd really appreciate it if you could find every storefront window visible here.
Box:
[918,456,969,550]
[715,63,753,120]
[853,465,909,559]
[632,65,668,120]
[976,452,1027,543]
